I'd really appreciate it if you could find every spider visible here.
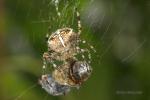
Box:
[43,8,94,68]
[39,8,95,96]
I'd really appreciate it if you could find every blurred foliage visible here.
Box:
[0,0,150,100]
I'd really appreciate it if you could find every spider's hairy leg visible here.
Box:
[75,8,82,35]
[45,33,49,41]
[81,39,96,53]
[42,52,50,74]
[82,48,92,64]
[43,52,59,71]
[54,0,61,17]
[89,45,96,53]
[76,46,92,64]
[45,25,52,41]
[43,51,65,72]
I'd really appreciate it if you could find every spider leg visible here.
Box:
[43,51,68,74]
[43,52,59,72]
[45,33,49,42]
[76,46,92,64]
[52,0,61,17]
[82,48,92,64]
[81,39,96,53]
[75,8,82,35]
[42,52,49,74]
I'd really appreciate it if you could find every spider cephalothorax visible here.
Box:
[47,28,79,54]
[45,27,79,62]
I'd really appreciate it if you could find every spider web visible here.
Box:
[4,0,148,100]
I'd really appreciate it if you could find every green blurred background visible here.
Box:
[0,0,150,100]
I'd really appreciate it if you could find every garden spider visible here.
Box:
[39,8,95,96]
